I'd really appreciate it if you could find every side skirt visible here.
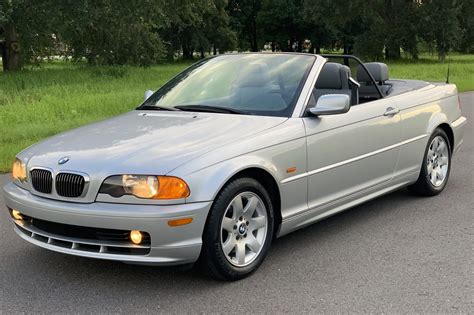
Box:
[277,171,419,237]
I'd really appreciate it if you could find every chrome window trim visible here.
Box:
[281,134,429,184]
[291,55,327,118]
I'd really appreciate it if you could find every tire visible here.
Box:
[200,177,275,281]
[408,128,451,196]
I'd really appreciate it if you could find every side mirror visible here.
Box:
[309,94,350,116]
[144,90,154,101]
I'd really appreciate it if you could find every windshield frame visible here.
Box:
[137,53,317,118]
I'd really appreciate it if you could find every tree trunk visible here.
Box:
[438,48,447,62]
[200,48,205,59]
[213,46,217,55]
[249,20,258,52]
[385,43,401,59]
[1,23,21,71]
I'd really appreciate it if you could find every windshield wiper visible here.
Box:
[174,105,248,115]
[136,105,178,111]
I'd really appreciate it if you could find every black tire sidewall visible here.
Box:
[201,177,275,280]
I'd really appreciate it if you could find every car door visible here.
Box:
[303,97,402,212]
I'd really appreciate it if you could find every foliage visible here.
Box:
[1,0,473,70]
[418,0,462,61]
[161,0,236,59]
[56,0,167,66]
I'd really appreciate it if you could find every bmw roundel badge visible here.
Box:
[58,156,70,165]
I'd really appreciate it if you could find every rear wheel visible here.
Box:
[200,177,274,280]
[408,128,451,196]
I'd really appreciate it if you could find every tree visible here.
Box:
[57,0,166,66]
[458,0,474,53]
[374,0,420,59]
[0,0,54,71]
[160,0,235,60]
[227,0,262,51]
[419,0,461,61]
[258,0,313,52]
[304,0,373,55]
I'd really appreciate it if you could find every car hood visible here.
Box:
[23,110,287,176]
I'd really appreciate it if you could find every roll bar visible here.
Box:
[320,54,384,99]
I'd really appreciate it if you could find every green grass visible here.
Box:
[0,62,191,172]
[0,54,473,173]
[386,54,474,93]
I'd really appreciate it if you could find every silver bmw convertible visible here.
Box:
[3,53,467,280]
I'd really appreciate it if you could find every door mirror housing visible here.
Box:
[309,94,350,116]
[144,90,154,101]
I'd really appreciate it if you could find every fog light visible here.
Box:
[11,209,23,220]
[130,230,143,245]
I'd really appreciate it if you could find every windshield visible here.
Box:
[139,54,316,117]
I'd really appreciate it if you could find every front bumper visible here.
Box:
[3,182,212,265]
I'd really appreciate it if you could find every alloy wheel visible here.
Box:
[427,135,449,187]
[220,191,268,267]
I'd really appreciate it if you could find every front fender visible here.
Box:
[181,155,283,203]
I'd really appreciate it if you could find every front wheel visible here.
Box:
[200,177,274,281]
[408,128,451,196]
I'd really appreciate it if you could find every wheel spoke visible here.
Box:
[232,196,244,218]
[245,234,261,253]
[437,140,446,153]
[427,163,433,175]
[428,148,434,157]
[243,196,258,216]
[432,138,439,151]
[250,216,266,231]
[236,242,246,265]
[435,169,442,181]
[439,156,449,165]
[222,237,236,255]
[429,172,435,184]
[222,217,235,232]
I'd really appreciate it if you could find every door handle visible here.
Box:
[384,107,400,116]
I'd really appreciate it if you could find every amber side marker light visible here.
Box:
[11,209,23,220]
[130,230,143,245]
[168,218,193,227]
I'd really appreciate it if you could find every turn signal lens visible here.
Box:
[130,230,143,245]
[168,217,193,227]
[155,176,190,199]
[11,209,23,220]
[12,158,27,182]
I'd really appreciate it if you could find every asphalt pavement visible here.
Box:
[0,92,472,313]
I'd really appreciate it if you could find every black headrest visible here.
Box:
[316,63,351,90]
[357,62,389,83]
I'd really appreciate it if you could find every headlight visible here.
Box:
[99,175,190,200]
[12,158,27,182]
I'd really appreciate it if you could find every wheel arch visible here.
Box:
[224,167,282,237]
[436,123,454,153]
[426,112,454,153]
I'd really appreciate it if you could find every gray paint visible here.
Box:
[3,54,467,265]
